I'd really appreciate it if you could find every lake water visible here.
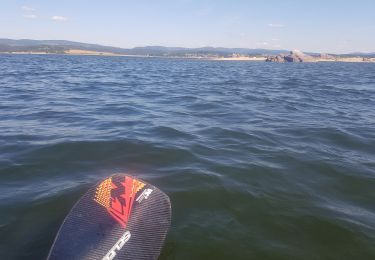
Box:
[0,55,374,259]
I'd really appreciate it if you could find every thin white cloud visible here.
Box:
[52,16,68,21]
[268,23,285,28]
[21,6,36,12]
[23,14,37,19]
[256,42,269,46]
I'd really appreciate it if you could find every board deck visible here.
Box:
[48,174,171,260]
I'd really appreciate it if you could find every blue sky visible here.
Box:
[1,0,374,53]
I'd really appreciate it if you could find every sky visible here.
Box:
[1,0,375,53]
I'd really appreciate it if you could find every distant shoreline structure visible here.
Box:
[1,39,374,62]
[2,50,375,63]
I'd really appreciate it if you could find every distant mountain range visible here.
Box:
[0,39,374,57]
[0,38,289,57]
[345,52,375,57]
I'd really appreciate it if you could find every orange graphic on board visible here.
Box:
[94,176,145,228]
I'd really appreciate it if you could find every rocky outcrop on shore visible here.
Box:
[265,50,375,63]
[266,50,316,62]
[266,55,285,62]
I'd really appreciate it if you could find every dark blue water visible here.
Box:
[0,55,374,259]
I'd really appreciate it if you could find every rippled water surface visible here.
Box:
[0,55,374,259]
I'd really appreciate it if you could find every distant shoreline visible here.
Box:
[1,50,375,63]
[0,50,148,58]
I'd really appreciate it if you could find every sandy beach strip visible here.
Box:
[212,56,266,61]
